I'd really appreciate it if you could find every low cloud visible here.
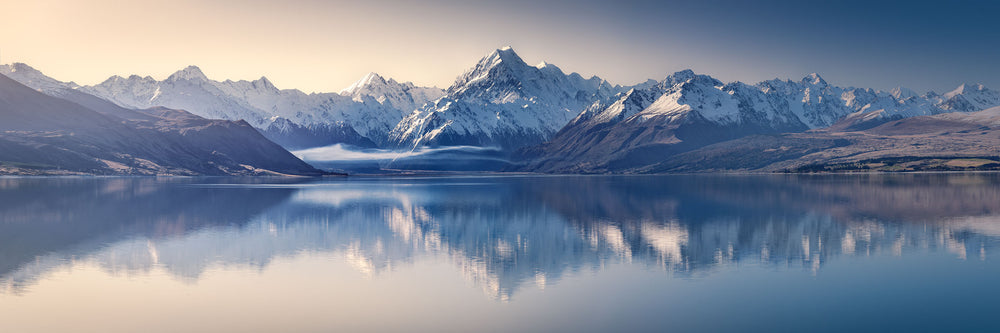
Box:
[293,144,503,162]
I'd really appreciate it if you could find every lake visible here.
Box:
[1,174,999,332]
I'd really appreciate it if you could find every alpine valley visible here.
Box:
[2,47,999,175]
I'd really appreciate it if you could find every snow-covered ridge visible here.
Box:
[0,63,444,149]
[563,68,1000,152]
[0,63,80,94]
[523,69,1000,173]
[3,49,998,153]
[388,47,626,149]
[167,65,209,81]
[339,72,444,116]
[74,65,444,147]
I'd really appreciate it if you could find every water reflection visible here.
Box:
[1,174,999,300]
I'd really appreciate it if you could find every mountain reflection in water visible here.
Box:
[1,174,998,300]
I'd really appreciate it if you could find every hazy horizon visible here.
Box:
[2,0,998,94]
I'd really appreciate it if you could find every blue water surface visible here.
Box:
[0,174,998,332]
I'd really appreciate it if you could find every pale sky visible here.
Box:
[2,0,998,94]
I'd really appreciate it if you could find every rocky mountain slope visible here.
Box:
[387,47,624,150]
[0,71,324,176]
[637,106,1000,173]
[517,69,1000,173]
[5,47,999,174]
[77,65,442,149]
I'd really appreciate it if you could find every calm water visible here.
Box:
[1,174,999,332]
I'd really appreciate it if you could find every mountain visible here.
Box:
[518,70,1000,173]
[890,86,918,100]
[83,66,274,127]
[340,72,445,115]
[936,83,1000,112]
[518,70,812,172]
[81,66,442,149]
[258,116,376,150]
[6,52,1000,174]
[0,71,324,176]
[387,47,624,150]
[637,105,1000,173]
[0,63,81,93]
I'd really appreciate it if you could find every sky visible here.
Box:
[1,0,998,94]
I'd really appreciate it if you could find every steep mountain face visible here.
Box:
[85,67,271,126]
[334,72,445,145]
[760,76,946,130]
[936,83,1000,111]
[6,51,1000,174]
[519,71,1000,173]
[0,63,81,93]
[520,71,811,172]
[340,72,445,115]
[387,47,624,150]
[0,72,323,176]
[259,116,376,150]
[79,65,442,148]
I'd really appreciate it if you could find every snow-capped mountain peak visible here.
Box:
[658,69,698,88]
[487,47,525,65]
[631,70,742,124]
[254,76,276,90]
[338,71,444,114]
[10,48,998,158]
[890,86,918,100]
[388,47,625,150]
[939,82,1000,111]
[536,61,560,70]
[802,73,827,86]
[83,63,445,148]
[7,62,37,74]
[340,72,389,95]
[448,47,531,91]
[0,62,79,93]
[167,65,209,81]
[944,82,987,99]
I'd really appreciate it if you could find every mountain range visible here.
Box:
[59,47,623,151]
[3,46,999,174]
[0,64,324,176]
[516,67,1000,173]
[80,65,443,149]
[388,47,623,150]
[640,106,1000,173]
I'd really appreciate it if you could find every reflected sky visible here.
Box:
[1,175,999,331]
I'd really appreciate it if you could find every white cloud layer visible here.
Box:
[292,144,501,162]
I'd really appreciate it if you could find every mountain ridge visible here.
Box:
[73,64,444,149]
[0,71,325,176]
[4,48,999,174]
[387,47,625,150]
[516,68,1000,173]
